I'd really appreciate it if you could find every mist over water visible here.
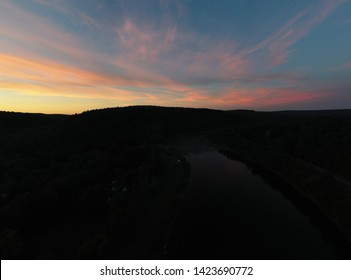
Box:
[166,149,348,259]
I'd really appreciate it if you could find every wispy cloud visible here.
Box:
[114,18,250,87]
[0,0,96,64]
[116,19,177,59]
[247,0,347,66]
[0,0,349,113]
[154,85,326,110]
[35,0,103,30]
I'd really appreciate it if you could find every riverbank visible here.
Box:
[210,135,351,244]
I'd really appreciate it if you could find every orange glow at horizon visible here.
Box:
[1,0,350,113]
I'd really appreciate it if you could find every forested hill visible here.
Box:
[1,105,351,185]
[1,105,351,202]
[0,106,350,259]
[0,111,68,129]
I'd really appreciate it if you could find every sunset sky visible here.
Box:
[1,0,350,114]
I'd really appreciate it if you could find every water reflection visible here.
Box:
[165,149,351,259]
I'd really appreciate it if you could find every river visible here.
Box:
[165,148,351,259]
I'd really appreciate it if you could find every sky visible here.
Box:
[0,0,351,114]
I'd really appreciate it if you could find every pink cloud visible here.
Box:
[1,1,343,113]
[0,1,97,64]
[0,7,320,111]
[0,7,189,101]
[180,47,249,80]
[248,88,324,108]
[114,18,250,87]
[116,19,178,60]
[161,86,326,110]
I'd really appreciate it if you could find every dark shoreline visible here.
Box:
[213,139,351,246]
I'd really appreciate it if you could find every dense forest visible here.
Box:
[1,106,351,259]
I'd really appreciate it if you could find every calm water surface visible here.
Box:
[166,149,350,259]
